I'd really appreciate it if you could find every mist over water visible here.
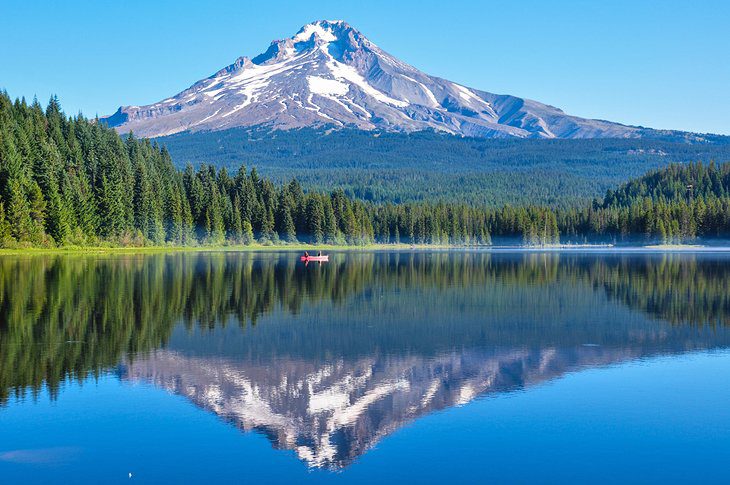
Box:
[2,251,730,481]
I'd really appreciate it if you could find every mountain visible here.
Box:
[101,20,705,140]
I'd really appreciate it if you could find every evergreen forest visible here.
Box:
[2,93,730,248]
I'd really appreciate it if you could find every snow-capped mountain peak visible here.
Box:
[293,20,346,43]
[101,20,653,139]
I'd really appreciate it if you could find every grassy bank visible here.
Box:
[0,243,455,256]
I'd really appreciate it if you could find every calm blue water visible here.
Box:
[1,251,729,483]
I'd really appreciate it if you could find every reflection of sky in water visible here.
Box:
[2,252,730,481]
[3,351,729,483]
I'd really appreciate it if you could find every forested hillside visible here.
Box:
[0,93,556,247]
[159,127,730,206]
[558,162,730,243]
[0,93,191,246]
[0,94,382,247]
[2,93,730,248]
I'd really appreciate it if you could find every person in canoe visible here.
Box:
[301,251,328,264]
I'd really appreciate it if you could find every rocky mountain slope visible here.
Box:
[102,20,694,140]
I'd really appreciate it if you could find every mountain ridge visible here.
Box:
[101,20,712,141]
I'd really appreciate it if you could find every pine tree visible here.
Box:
[305,197,324,244]
[167,187,184,244]
[132,159,151,235]
[98,173,124,237]
[242,220,254,245]
[231,195,244,243]
[45,184,71,245]
[275,192,296,243]
[6,177,33,242]
[323,197,338,243]
[206,186,225,244]
[0,202,9,243]
[181,194,195,244]
[657,218,667,243]
[342,204,357,243]
[261,205,276,242]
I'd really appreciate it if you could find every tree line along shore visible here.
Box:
[1,93,730,249]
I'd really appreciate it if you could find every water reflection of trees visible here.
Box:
[586,255,730,328]
[2,251,730,404]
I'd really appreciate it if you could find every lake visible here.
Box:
[1,251,730,483]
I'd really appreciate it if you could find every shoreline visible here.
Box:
[0,243,449,256]
[2,242,730,255]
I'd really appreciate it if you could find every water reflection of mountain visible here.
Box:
[3,251,730,467]
[123,347,638,469]
[122,338,723,470]
[119,258,730,469]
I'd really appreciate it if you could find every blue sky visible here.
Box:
[1,0,728,134]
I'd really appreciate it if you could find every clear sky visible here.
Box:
[1,0,728,134]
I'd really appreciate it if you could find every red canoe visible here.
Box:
[300,255,329,262]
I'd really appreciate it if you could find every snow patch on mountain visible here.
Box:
[307,76,349,96]
[326,56,409,108]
